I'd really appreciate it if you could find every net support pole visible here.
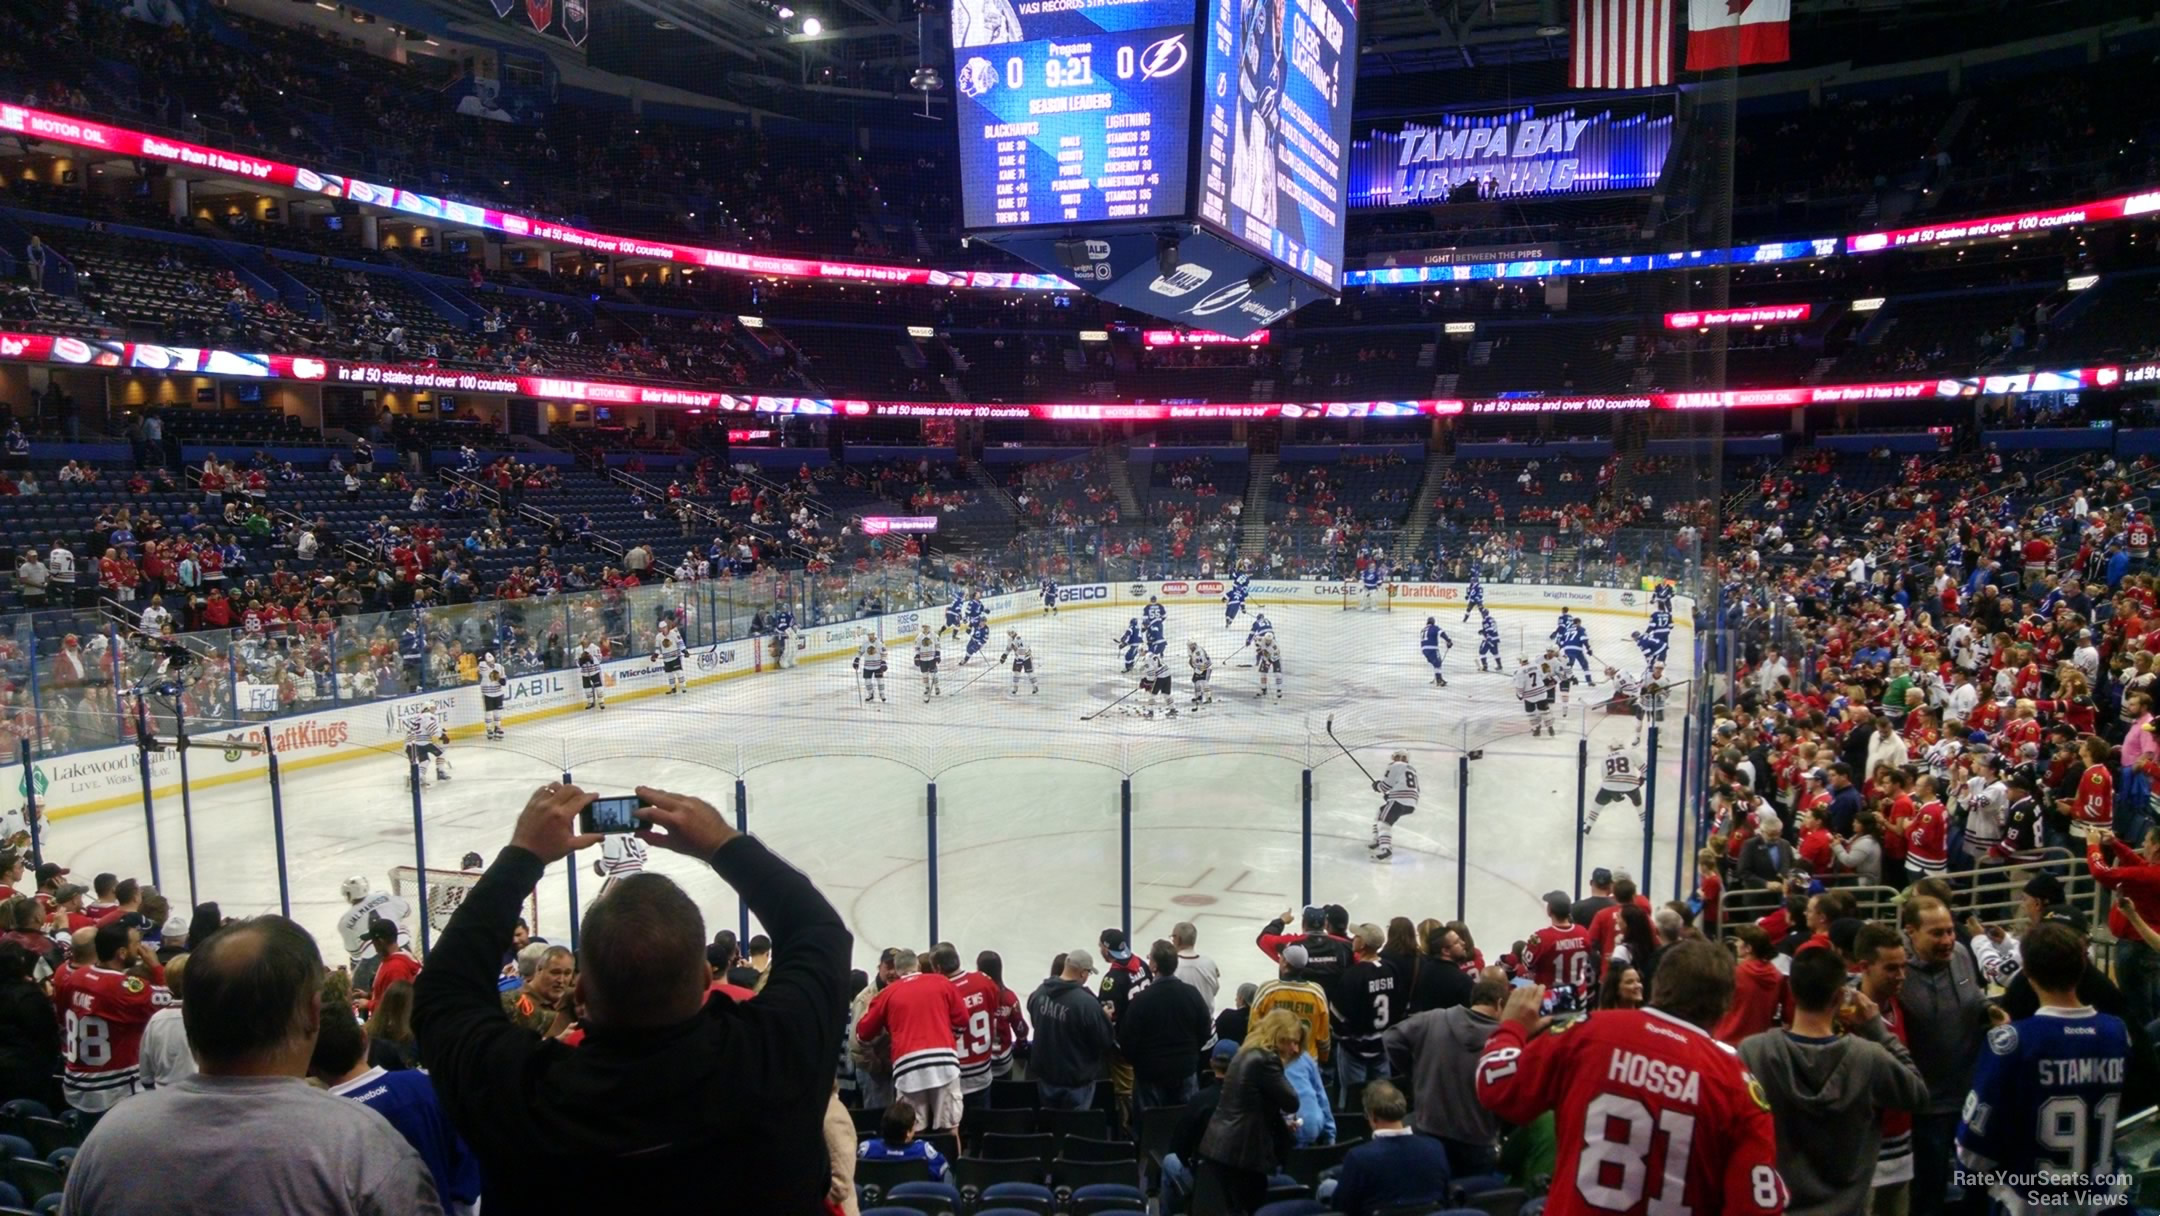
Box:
[735,777,749,941]
[409,755,431,956]
[1456,755,1469,923]
[1573,738,1588,898]
[19,738,41,870]
[925,781,940,946]
[1671,725,1688,902]
[175,700,200,907]
[1122,778,1135,940]
[563,769,582,950]
[265,728,291,919]
[1300,769,1312,909]
[1642,724,1660,897]
[134,699,161,890]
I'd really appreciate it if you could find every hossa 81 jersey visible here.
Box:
[1478,1009,1788,1216]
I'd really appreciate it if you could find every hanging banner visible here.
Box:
[490,0,514,15]
[526,0,554,33]
[562,0,589,44]
[1348,101,1675,208]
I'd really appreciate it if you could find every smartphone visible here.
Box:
[580,795,644,835]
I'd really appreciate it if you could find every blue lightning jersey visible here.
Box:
[772,610,794,633]
[1230,573,1251,596]
[1421,623,1450,652]
[1479,618,1500,646]
[965,597,986,624]
[1653,582,1675,610]
[1143,603,1166,627]
[1118,623,1144,649]
[1957,1006,2129,1214]
[1144,618,1166,643]
[1246,616,1275,642]
[1466,574,1484,602]
[1041,579,1058,601]
[1361,566,1384,589]
[967,621,990,649]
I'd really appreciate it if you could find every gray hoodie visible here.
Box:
[1383,1004,1500,1145]
[1739,1020,1928,1216]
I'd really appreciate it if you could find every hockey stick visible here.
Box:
[1323,715,1381,785]
[1082,681,1145,722]
[956,657,1006,693]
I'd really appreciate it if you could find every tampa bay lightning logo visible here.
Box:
[1140,34,1189,79]
[1188,279,1252,316]
[958,56,997,98]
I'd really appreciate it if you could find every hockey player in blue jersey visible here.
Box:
[1652,579,1675,614]
[1643,608,1674,665]
[1420,617,1453,687]
[770,606,798,669]
[1040,577,1060,617]
[1144,614,1168,659]
[1957,920,2130,1214]
[942,589,966,639]
[1552,610,1596,686]
[1358,562,1387,611]
[1117,619,1144,672]
[965,593,987,632]
[1476,609,1501,672]
[1462,568,1485,622]
[1223,571,1252,627]
[1142,596,1166,630]
[1245,611,1275,649]
[961,617,992,665]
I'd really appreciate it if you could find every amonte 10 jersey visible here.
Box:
[1478,1008,1789,1216]
[1957,1007,2130,1213]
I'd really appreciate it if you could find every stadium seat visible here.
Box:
[1058,1134,1136,1162]
[1460,1188,1529,1216]
[1038,1107,1111,1144]
[880,1179,963,1215]
[852,1106,886,1134]
[971,1179,1056,1214]
[0,1137,29,1163]
[40,1149,70,1175]
[852,1156,934,1206]
[1068,1182,1148,1214]
[1254,1201,1329,1216]
[0,1183,17,1208]
[960,1105,1038,1145]
[0,1161,59,1206]
[951,1155,1047,1196]
[978,1132,1056,1161]
[1133,1105,1182,1167]
[1284,1137,1359,1187]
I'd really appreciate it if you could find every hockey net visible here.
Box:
[390,866,541,937]
[1341,582,1393,612]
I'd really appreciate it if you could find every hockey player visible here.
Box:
[594,831,649,899]
[1359,561,1387,611]
[1040,577,1060,617]
[1551,610,1596,687]
[1476,609,1502,672]
[964,591,988,637]
[1223,570,1251,627]
[1584,740,1645,835]
[575,638,606,709]
[404,702,452,787]
[652,616,688,694]
[1142,595,1167,632]
[1143,611,1168,660]
[1546,646,1578,709]
[1254,630,1284,699]
[1637,662,1672,735]
[962,617,992,665]
[1116,618,1144,672]
[1419,617,1453,688]
[1187,640,1214,705]
[335,876,412,963]
[942,588,966,640]
[1604,666,1653,744]
[477,651,508,740]
[1514,656,1557,737]
[1245,610,1276,647]
[1651,579,1675,615]
[1140,649,1176,717]
[914,627,943,700]
[1643,607,1674,666]
[1462,566,1485,622]
[853,634,889,703]
[772,605,798,669]
[1000,630,1039,695]
[1370,751,1417,862]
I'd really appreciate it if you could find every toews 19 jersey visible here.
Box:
[53,963,173,1112]
[1478,1008,1789,1216]
[949,970,1004,1093]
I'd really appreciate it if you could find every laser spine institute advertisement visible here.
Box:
[951,0,1198,228]
[1196,0,1358,289]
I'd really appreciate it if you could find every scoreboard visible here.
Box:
[953,0,1198,229]
[1195,0,1358,290]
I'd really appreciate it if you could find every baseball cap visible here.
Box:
[160,911,189,944]
[1099,928,1131,961]
[1281,943,1311,970]
[1590,867,1613,887]
[35,862,67,885]
[1543,892,1572,919]
[2024,873,2067,904]
[1211,1039,1239,1063]
[1300,906,1327,930]
[1064,948,1096,975]
[2044,907,2091,936]
[365,914,399,942]
[1969,730,1991,745]
[1807,768,1830,785]
[52,883,86,904]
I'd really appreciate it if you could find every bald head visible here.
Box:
[183,916,325,1072]
[578,874,708,1028]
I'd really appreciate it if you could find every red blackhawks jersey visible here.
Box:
[855,971,966,1094]
[949,970,1006,1093]
[52,963,172,1112]
[1478,1009,1788,1216]
[1517,924,1595,1010]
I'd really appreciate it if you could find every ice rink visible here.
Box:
[49,595,1693,993]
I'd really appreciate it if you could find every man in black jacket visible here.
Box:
[1118,941,1216,1110]
[413,783,851,1211]
[1028,948,1115,1110]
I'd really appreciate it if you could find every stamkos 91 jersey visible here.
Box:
[1478,1009,1789,1216]
[1957,1007,2130,1213]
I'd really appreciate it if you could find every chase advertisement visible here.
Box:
[1196,0,1358,290]
[1347,102,1674,208]
[953,0,1198,229]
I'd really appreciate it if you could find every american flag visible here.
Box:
[1570,0,1674,90]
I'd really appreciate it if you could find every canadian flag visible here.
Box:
[1686,0,1790,71]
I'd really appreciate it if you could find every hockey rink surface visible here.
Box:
[51,597,1691,990]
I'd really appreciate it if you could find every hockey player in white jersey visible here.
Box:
[335,875,411,962]
[478,652,508,740]
[1584,740,1645,835]
[1603,666,1654,744]
[1140,650,1176,717]
[853,635,889,703]
[403,704,452,786]
[1187,640,1214,706]
[1370,752,1418,862]
[575,638,607,710]
[1514,656,1557,737]
[1253,630,1283,699]
[914,627,943,700]
[652,618,688,694]
[593,832,649,899]
[1000,630,1039,695]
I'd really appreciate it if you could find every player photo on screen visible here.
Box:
[1228,0,1284,230]
[953,0,1023,47]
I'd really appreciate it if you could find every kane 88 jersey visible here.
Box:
[1478,1008,1788,1216]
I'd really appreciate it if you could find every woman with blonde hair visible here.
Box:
[1197,1007,1303,1212]
[365,979,420,1070]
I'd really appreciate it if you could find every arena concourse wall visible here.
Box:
[16,579,1693,822]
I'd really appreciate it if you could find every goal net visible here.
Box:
[390,866,541,937]
[1341,582,1393,612]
